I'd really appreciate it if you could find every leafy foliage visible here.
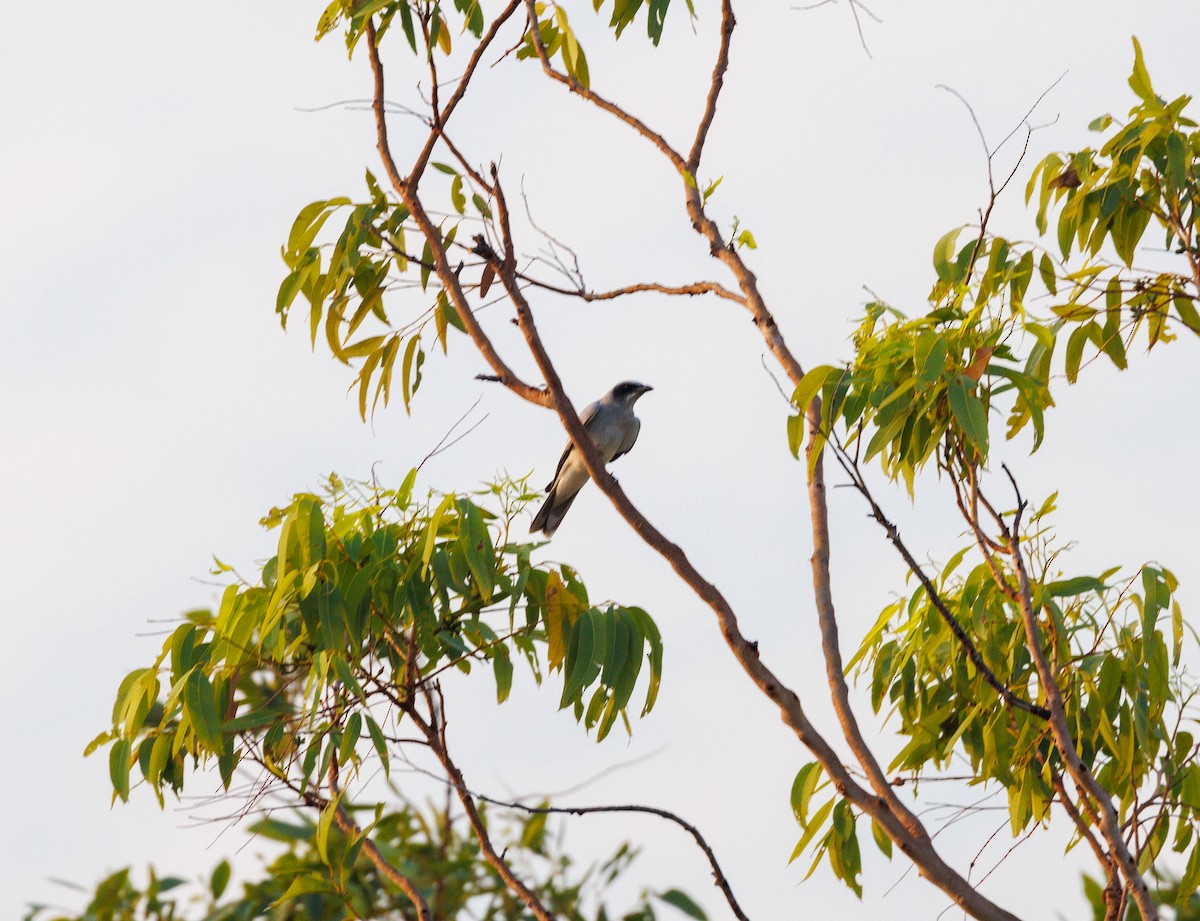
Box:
[91,472,664,814]
[791,40,1198,495]
[783,42,1200,902]
[24,800,698,921]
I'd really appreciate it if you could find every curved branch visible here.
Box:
[687,0,735,172]
[1048,768,1123,921]
[521,0,807,387]
[408,698,557,921]
[366,13,1025,921]
[479,794,751,921]
[366,19,547,406]
[581,279,744,303]
[805,400,937,844]
[521,0,685,171]
[832,448,1050,720]
[409,0,523,186]
[378,233,743,305]
[279,760,433,921]
[483,170,1024,920]
[1003,466,1158,921]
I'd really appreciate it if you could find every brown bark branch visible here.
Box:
[291,759,433,921]
[1048,765,1122,921]
[522,0,808,388]
[479,177,1024,918]
[382,232,743,305]
[805,400,956,848]
[409,700,557,921]
[1003,466,1158,921]
[408,1,523,186]
[522,0,685,171]
[366,19,547,406]
[369,13,1026,921]
[830,445,1050,720]
[686,0,735,173]
[477,794,751,921]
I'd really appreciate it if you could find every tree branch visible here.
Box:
[1002,466,1158,921]
[828,443,1051,720]
[408,0,523,186]
[409,694,557,921]
[370,12,1027,919]
[479,794,751,921]
[481,166,1025,921]
[366,18,548,406]
[686,0,735,173]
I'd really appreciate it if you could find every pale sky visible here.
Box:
[3,3,1198,919]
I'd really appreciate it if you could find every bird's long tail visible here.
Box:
[530,486,580,537]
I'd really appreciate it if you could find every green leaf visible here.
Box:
[657,888,707,920]
[947,375,989,455]
[786,413,804,458]
[933,226,964,281]
[286,199,350,263]
[401,335,424,413]
[1064,323,1092,384]
[789,797,835,864]
[560,609,596,707]
[870,818,893,859]
[789,365,840,458]
[450,175,466,214]
[365,715,390,777]
[790,762,824,824]
[1128,37,1156,105]
[422,493,457,570]
[1174,600,1184,667]
[109,739,132,803]
[315,791,341,864]
[1181,839,1200,903]
[333,655,367,703]
[185,669,223,750]
[210,860,231,900]
[1166,131,1188,192]
[271,873,334,908]
[84,729,117,758]
[1043,576,1106,599]
[339,712,362,766]
[494,651,514,703]
[1038,253,1057,296]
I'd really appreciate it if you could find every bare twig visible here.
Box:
[481,795,752,921]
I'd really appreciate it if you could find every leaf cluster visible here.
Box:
[25,799,700,921]
[789,41,1199,499]
[92,472,664,809]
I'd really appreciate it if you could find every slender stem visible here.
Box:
[686,0,735,172]
[478,794,751,921]
[410,702,557,921]
[408,1,523,186]
[833,446,1049,719]
[1003,469,1157,921]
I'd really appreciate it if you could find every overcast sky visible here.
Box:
[3,2,1198,919]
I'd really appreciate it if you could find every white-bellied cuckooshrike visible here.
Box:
[530,381,653,536]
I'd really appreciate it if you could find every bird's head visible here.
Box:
[610,381,653,405]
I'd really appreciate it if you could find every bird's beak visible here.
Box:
[638,384,654,395]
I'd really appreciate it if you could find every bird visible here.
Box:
[530,381,653,537]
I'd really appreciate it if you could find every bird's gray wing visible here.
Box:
[544,400,601,489]
[608,416,641,463]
